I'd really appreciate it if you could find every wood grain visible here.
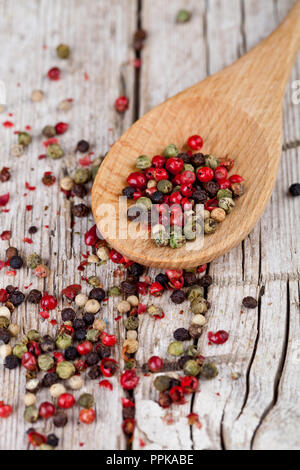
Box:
[92,0,300,269]
[0,0,299,451]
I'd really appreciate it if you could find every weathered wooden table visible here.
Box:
[0,0,299,450]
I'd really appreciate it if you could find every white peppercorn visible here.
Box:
[192,314,206,326]
[127,295,139,307]
[211,207,226,222]
[0,306,11,320]
[11,143,24,158]
[7,323,20,337]
[127,330,138,340]
[75,293,88,307]
[88,255,99,264]
[117,300,131,314]
[96,246,110,261]
[60,176,74,191]
[0,344,12,358]
[50,383,66,398]
[93,319,106,331]
[67,375,83,390]
[23,393,37,407]
[123,339,139,354]
[31,90,44,102]
[85,299,100,314]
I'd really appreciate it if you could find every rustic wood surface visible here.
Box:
[0,0,299,450]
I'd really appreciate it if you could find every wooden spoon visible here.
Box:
[92,2,300,269]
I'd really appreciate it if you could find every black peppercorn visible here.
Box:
[72,203,90,218]
[86,352,99,367]
[242,296,258,309]
[173,328,191,341]
[203,181,220,196]
[76,140,90,153]
[0,328,11,344]
[72,184,87,198]
[177,152,191,163]
[155,273,169,288]
[73,318,85,330]
[89,287,106,302]
[96,343,111,359]
[177,355,191,369]
[42,372,59,388]
[9,255,23,269]
[192,189,208,204]
[88,365,101,380]
[41,335,55,353]
[151,191,165,204]
[53,412,68,428]
[122,187,135,199]
[61,308,76,322]
[4,354,19,370]
[169,378,181,389]
[121,280,137,295]
[128,263,144,277]
[6,247,18,260]
[190,153,205,167]
[122,407,136,420]
[9,290,25,306]
[28,226,38,235]
[27,289,42,304]
[199,275,213,288]
[75,329,87,341]
[65,346,79,361]
[289,183,300,197]
[158,391,172,409]
[46,434,59,448]
[5,285,16,295]
[183,272,197,287]
[83,313,94,326]
[127,206,142,221]
[170,290,185,304]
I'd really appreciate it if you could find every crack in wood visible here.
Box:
[282,140,300,151]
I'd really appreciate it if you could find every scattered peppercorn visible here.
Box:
[242,296,258,309]
[289,183,300,197]
[76,140,90,153]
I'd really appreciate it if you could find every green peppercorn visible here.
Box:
[91,164,100,180]
[18,132,32,147]
[183,359,201,377]
[73,168,91,184]
[157,179,173,194]
[42,125,56,138]
[79,393,94,409]
[56,43,70,59]
[24,405,39,423]
[168,341,184,356]
[124,359,137,370]
[125,316,139,330]
[204,218,218,235]
[217,189,232,201]
[147,304,163,317]
[164,144,178,158]
[47,143,64,160]
[56,334,72,350]
[187,285,204,302]
[154,236,170,247]
[26,253,42,269]
[56,361,75,380]
[200,361,219,379]
[38,354,55,371]
[108,286,121,297]
[86,329,100,343]
[218,197,235,214]
[27,330,40,342]
[88,276,101,287]
[136,197,152,210]
[176,9,191,23]
[205,155,219,170]
[184,223,199,241]
[136,155,151,170]
[231,183,245,198]
[13,343,28,359]
[184,164,195,172]
[153,375,171,392]
[170,232,186,249]
[0,316,9,328]
[190,298,208,314]
[39,444,54,451]
[186,345,198,357]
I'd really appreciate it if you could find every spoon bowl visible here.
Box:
[92,2,300,269]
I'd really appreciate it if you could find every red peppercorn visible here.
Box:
[55,122,69,134]
[77,341,93,355]
[109,249,124,264]
[214,166,228,183]
[84,224,99,246]
[47,67,61,80]
[74,359,87,372]
[172,174,182,186]
[101,332,117,347]
[169,386,186,404]
[180,170,196,185]
[0,289,8,303]
[79,408,96,424]
[99,380,113,391]
[149,282,164,297]
[187,135,203,151]
[144,167,156,180]
[120,369,139,390]
[197,264,207,273]
[61,284,81,300]
[53,351,65,363]
[152,155,166,168]
[127,172,147,189]
[205,197,219,212]
[180,184,194,197]
[121,398,135,408]
[100,358,118,377]
[154,168,169,182]
[115,96,129,113]
[219,180,231,189]
[180,376,199,394]
[40,294,57,311]
[133,188,143,200]
[229,174,244,184]
[170,208,183,227]
[122,418,135,435]
[165,157,184,175]
[147,356,164,372]
[208,330,229,345]
[58,393,75,409]
[197,167,214,183]
[21,352,37,371]
[39,402,56,419]
[0,402,13,418]
[28,431,46,447]
[165,269,183,280]
[137,281,149,295]
[181,197,192,210]
[28,341,42,357]
[169,191,183,205]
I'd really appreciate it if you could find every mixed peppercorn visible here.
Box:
[122,136,246,248]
